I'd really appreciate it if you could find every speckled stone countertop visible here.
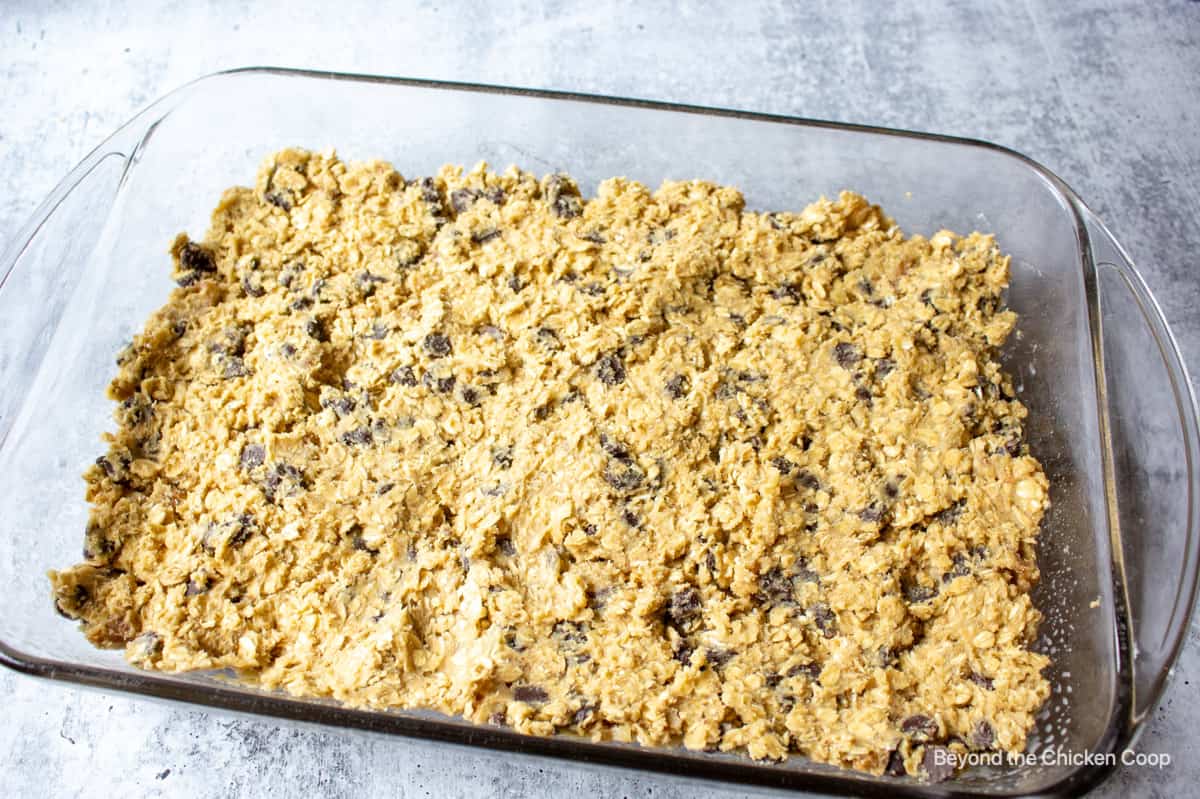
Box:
[2,2,1198,796]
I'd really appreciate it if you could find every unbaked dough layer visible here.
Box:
[51,149,1050,780]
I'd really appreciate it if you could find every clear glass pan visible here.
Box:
[1,68,1197,798]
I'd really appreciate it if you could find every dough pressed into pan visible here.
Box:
[51,149,1050,780]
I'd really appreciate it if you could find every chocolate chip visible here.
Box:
[418,177,444,209]
[488,711,506,726]
[202,513,257,553]
[921,746,956,782]
[241,275,265,298]
[433,375,457,394]
[535,327,561,349]
[808,602,838,638]
[772,281,803,303]
[372,418,391,441]
[491,445,513,470]
[968,671,995,690]
[350,529,380,555]
[713,378,740,399]
[901,714,938,740]
[602,464,644,492]
[221,357,249,379]
[472,227,501,244]
[599,434,632,463]
[261,461,306,502]
[770,456,795,474]
[355,271,386,297]
[395,241,424,269]
[320,394,357,417]
[858,502,886,523]
[179,242,216,274]
[228,513,256,547]
[305,317,330,343]
[460,386,481,406]
[340,427,374,446]
[95,452,132,486]
[942,552,972,583]
[240,443,265,471]
[933,500,964,527]
[904,583,939,603]
[1003,436,1022,456]
[833,342,861,369]
[495,535,516,556]
[507,275,525,292]
[571,704,596,726]
[793,557,820,583]
[118,393,152,427]
[82,523,114,562]
[128,631,163,661]
[264,190,292,211]
[390,365,417,386]
[545,173,583,219]
[665,587,702,629]
[483,187,506,205]
[672,642,695,665]
[54,583,90,620]
[621,508,640,527]
[513,685,549,704]
[794,470,821,491]
[885,749,907,777]
[665,374,689,399]
[595,352,626,385]
[552,620,589,649]
[185,576,211,596]
[423,332,452,359]
[705,647,735,668]
[502,628,526,651]
[757,567,795,606]
[376,482,395,496]
[450,188,478,213]
[972,720,995,749]
[788,662,822,682]
[277,263,302,289]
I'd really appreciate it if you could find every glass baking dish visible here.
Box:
[1,67,1196,798]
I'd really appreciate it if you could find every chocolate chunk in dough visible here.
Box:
[423,332,452,359]
[921,746,956,783]
[901,714,938,741]
[513,685,549,704]
[595,352,626,386]
[833,342,861,369]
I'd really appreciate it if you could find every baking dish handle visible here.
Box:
[1084,208,1200,726]
[0,146,130,448]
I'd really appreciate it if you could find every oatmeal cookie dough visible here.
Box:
[51,148,1050,780]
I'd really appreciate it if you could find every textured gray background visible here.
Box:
[2,1,1198,796]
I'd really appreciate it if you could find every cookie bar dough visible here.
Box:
[51,148,1050,780]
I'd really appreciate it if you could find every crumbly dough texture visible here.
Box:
[51,148,1050,780]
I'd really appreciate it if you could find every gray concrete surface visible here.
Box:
[2,1,1198,796]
